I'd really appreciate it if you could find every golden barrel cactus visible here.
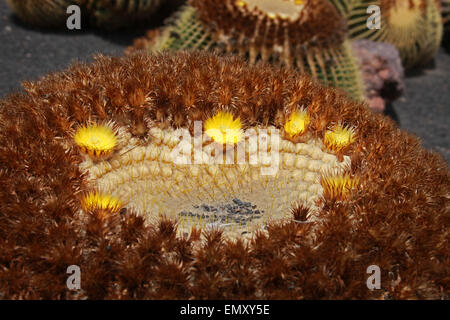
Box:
[329,0,443,68]
[442,0,450,48]
[0,51,448,299]
[6,0,164,29]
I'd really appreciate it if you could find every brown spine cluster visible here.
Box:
[190,0,347,49]
[0,51,448,299]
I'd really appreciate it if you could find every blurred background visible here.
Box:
[0,0,448,163]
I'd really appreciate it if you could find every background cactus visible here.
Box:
[133,0,365,100]
[442,0,450,49]
[6,0,164,29]
[0,51,447,299]
[329,0,443,68]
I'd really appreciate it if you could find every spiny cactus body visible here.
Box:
[7,0,77,27]
[442,0,450,49]
[329,0,443,68]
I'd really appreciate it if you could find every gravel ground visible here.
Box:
[0,0,448,163]
[179,198,265,229]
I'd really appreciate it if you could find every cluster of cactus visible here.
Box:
[134,0,365,100]
[6,0,164,29]
[329,0,443,68]
[7,0,447,66]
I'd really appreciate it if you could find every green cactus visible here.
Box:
[6,0,164,29]
[139,2,365,100]
[328,0,443,68]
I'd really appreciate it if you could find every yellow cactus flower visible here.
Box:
[320,172,358,201]
[205,111,243,144]
[74,122,118,158]
[81,192,122,216]
[323,124,355,152]
[284,109,310,138]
